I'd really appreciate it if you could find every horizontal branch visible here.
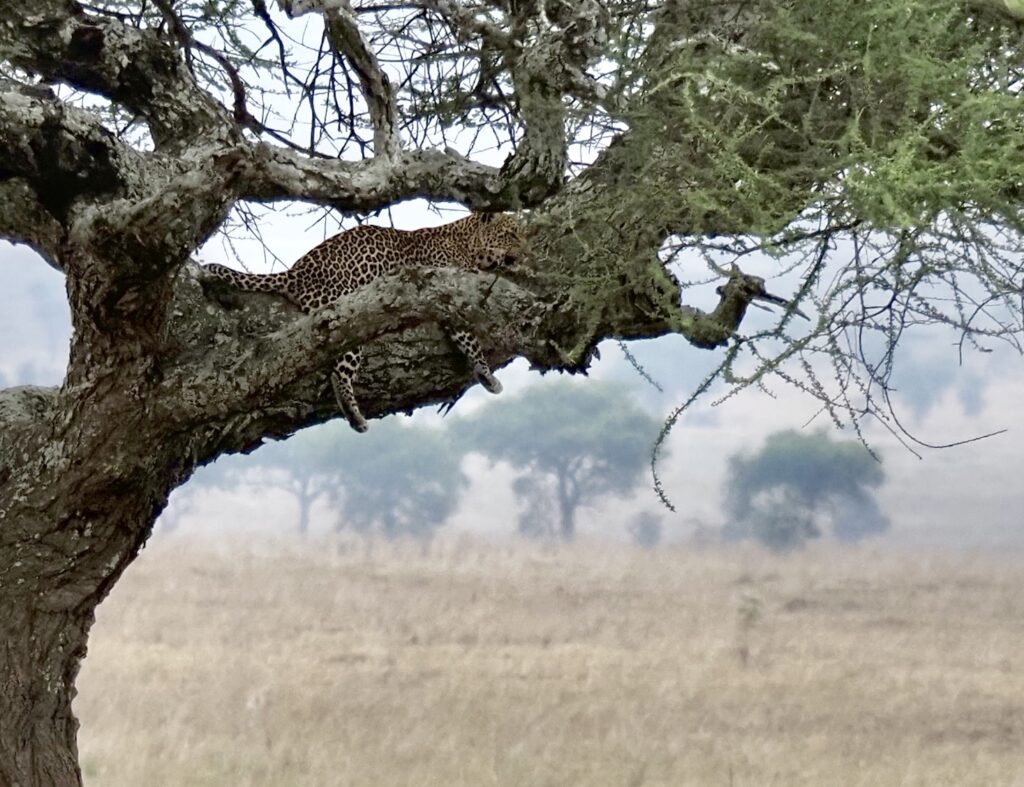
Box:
[242,143,542,210]
[168,265,541,429]
[153,254,777,460]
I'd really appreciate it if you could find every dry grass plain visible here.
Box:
[76,536,1024,787]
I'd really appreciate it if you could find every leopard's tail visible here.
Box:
[203,263,291,294]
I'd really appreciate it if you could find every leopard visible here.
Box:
[202,212,523,432]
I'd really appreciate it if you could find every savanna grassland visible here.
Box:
[76,536,1024,787]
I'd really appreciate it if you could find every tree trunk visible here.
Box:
[0,603,93,787]
[296,480,314,537]
[555,471,578,541]
[0,490,157,787]
[0,384,180,787]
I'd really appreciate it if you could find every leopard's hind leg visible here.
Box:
[449,328,502,394]
[331,349,369,433]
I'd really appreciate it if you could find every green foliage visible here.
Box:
[723,429,890,550]
[627,0,1024,235]
[455,380,663,539]
[529,1,1024,484]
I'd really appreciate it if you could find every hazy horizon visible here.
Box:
[4,235,1023,551]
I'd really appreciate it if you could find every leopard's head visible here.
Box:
[468,213,525,270]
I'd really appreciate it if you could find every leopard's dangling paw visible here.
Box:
[476,365,503,394]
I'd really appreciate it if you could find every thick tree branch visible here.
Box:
[158,254,776,458]
[1,0,235,149]
[178,267,539,428]
[495,0,611,199]
[0,81,138,223]
[77,146,246,265]
[0,77,245,268]
[242,142,535,209]
[0,179,65,270]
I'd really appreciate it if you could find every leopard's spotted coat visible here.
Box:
[203,213,522,432]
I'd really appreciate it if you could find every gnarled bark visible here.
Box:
[0,604,92,786]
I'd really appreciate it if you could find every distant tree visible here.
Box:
[326,419,466,540]
[723,430,890,550]
[190,419,464,539]
[458,382,663,540]
[155,424,349,535]
[628,511,664,549]
[233,425,348,536]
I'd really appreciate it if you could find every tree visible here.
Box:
[192,423,351,535]
[323,418,466,539]
[458,382,663,539]
[1,0,1023,781]
[723,429,890,550]
[628,511,664,549]
[252,426,346,536]
[182,420,464,537]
